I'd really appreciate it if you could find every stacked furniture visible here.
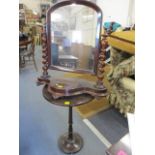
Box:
[107,30,135,116]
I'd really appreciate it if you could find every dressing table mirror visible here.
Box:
[48,3,99,73]
[37,0,108,153]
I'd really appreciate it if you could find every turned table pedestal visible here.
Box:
[43,84,94,154]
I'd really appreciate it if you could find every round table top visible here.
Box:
[42,84,94,107]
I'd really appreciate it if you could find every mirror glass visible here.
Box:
[50,4,100,72]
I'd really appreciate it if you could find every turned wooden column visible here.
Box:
[37,23,50,85]
[96,22,114,89]
[41,24,49,78]
[96,35,108,89]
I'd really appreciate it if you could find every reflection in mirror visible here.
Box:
[50,4,99,72]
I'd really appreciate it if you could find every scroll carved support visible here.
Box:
[96,35,108,89]
[37,24,50,85]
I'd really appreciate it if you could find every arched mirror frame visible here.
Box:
[46,0,103,75]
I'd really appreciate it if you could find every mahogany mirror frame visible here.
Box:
[45,0,103,75]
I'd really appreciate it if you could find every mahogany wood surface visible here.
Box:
[38,75,108,100]
[43,84,94,107]
[41,77,107,99]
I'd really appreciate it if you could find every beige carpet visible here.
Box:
[64,65,112,118]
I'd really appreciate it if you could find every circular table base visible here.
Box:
[58,132,83,154]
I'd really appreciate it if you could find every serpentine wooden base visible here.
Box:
[43,84,94,107]
[42,77,107,99]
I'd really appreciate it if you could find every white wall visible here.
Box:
[97,0,135,27]
[128,0,135,25]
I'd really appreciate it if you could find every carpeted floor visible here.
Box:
[89,107,129,144]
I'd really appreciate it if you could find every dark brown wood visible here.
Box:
[46,0,103,74]
[95,22,114,88]
[42,25,49,76]
[43,77,107,99]
[68,106,73,139]
[96,35,108,89]
[47,0,103,13]
[37,24,50,85]
[43,84,94,107]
